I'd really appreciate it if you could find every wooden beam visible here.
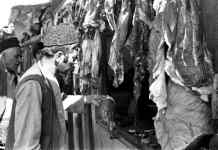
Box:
[67,112,75,149]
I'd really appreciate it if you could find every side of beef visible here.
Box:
[170,0,214,88]
[108,0,131,87]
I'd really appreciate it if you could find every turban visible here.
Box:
[0,37,20,53]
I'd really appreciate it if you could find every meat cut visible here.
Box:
[108,0,131,87]
[104,0,117,31]
[165,0,214,88]
[124,0,151,105]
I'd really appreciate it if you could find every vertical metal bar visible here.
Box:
[68,112,75,150]
[87,104,95,150]
[82,107,88,150]
[82,104,94,150]
[91,105,96,149]
[77,114,84,150]
[73,113,79,150]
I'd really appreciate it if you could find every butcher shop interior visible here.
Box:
[0,0,218,150]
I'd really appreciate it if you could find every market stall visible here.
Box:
[42,0,160,149]
[6,0,218,149]
[50,0,160,149]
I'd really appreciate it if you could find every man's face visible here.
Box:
[54,51,71,72]
[3,47,21,73]
[54,52,72,87]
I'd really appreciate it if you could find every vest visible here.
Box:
[5,75,62,150]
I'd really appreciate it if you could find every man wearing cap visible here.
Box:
[5,24,79,150]
[5,24,107,150]
[5,46,70,149]
[0,37,21,146]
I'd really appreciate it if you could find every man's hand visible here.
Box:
[85,95,115,106]
[85,95,100,106]
[63,95,115,113]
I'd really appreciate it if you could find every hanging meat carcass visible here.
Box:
[151,1,214,150]
[123,0,152,108]
[80,29,102,94]
[149,41,167,113]
[164,0,214,88]
[81,36,93,78]
[146,0,169,115]
[83,0,99,28]
[104,0,117,31]
[91,30,102,79]
[108,0,131,87]
[80,0,102,94]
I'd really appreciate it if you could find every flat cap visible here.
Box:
[41,24,80,47]
[0,37,20,52]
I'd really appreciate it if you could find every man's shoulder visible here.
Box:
[20,63,41,81]
[17,64,44,90]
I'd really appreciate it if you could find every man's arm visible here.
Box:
[63,95,114,113]
[14,80,42,150]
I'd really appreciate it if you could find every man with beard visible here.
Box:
[0,37,21,146]
[0,37,21,103]
[5,23,113,150]
[5,29,105,150]
[5,36,73,150]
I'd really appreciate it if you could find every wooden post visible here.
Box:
[72,113,80,150]
[91,105,96,150]
[77,114,84,150]
[68,112,75,150]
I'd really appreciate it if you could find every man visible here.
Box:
[0,37,21,145]
[5,42,71,150]
[0,37,21,98]
[5,23,113,150]
[5,40,105,150]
